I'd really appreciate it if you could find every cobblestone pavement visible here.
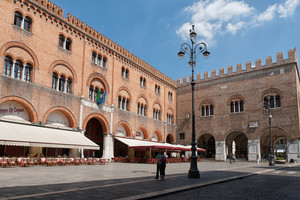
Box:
[0,160,298,199]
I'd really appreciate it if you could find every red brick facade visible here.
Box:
[0,0,176,158]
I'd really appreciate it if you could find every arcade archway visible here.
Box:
[226,132,248,158]
[84,117,105,158]
[260,128,288,157]
[198,134,215,158]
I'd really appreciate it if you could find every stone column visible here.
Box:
[215,141,227,161]
[247,139,260,161]
[102,133,114,160]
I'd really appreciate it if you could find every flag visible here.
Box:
[95,90,101,102]
[96,91,107,105]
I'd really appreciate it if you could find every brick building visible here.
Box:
[0,0,176,160]
[176,48,300,162]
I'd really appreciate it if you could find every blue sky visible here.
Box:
[51,0,300,81]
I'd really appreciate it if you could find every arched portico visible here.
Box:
[83,114,109,158]
[226,131,248,159]
[198,134,215,158]
[260,127,288,159]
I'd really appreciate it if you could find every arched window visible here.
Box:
[66,78,72,94]
[14,60,23,79]
[97,55,102,66]
[153,108,160,120]
[58,76,65,92]
[23,16,32,32]
[65,38,72,51]
[91,52,96,63]
[264,95,281,109]
[89,86,94,100]
[230,100,244,113]
[4,56,13,76]
[94,88,99,101]
[59,35,65,48]
[102,57,107,68]
[137,103,146,116]
[118,96,129,111]
[202,105,214,116]
[14,11,23,27]
[167,113,173,124]
[52,73,58,90]
[155,85,160,95]
[168,92,173,102]
[24,63,32,82]
[140,77,146,87]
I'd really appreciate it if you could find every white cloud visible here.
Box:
[177,0,300,45]
[257,4,277,22]
[226,21,245,34]
[278,0,300,18]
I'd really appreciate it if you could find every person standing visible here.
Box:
[159,151,167,180]
[256,154,260,165]
[155,152,160,179]
[229,153,233,164]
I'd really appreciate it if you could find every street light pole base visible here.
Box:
[269,160,275,166]
[188,156,200,179]
[188,170,200,178]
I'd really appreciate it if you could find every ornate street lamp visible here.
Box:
[264,94,275,166]
[177,25,210,178]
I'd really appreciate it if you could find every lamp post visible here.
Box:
[264,94,275,166]
[177,25,210,178]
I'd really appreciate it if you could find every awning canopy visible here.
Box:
[115,137,205,152]
[0,120,99,150]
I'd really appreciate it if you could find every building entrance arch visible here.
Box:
[226,132,248,159]
[260,127,288,157]
[84,117,106,158]
[198,134,215,158]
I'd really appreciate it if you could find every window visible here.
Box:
[137,103,146,116]
[168,92,173,102]
[59,35,65,48]
[201,105,214,116]
[65,38,72,51]
[122,67,129,79]
[155,85,160,95]
[89,86,94,100]
[14,12,23,27]
[103,57,107,68]
[58,76,65,92]
[91,52,96,63]
[66,78,72,94]
[97,55,102,65]
[4,57,33,82]
[230,100,244,113]
[24,63,32,82]
[91,53,107,68]
[179,133,185,140]
[14,60,23,79]
[52,73,58,90]
[153,109,160,120]
[167,114,173,124]
[14,12,32,32]
[51,73,72,94]
[264,95,281,109]
[140,77,146,87]
[4,56,13,76]
[118,96,129,111]
[58,35,72,51]
[23,16,32,32]
[89,86,104,101]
